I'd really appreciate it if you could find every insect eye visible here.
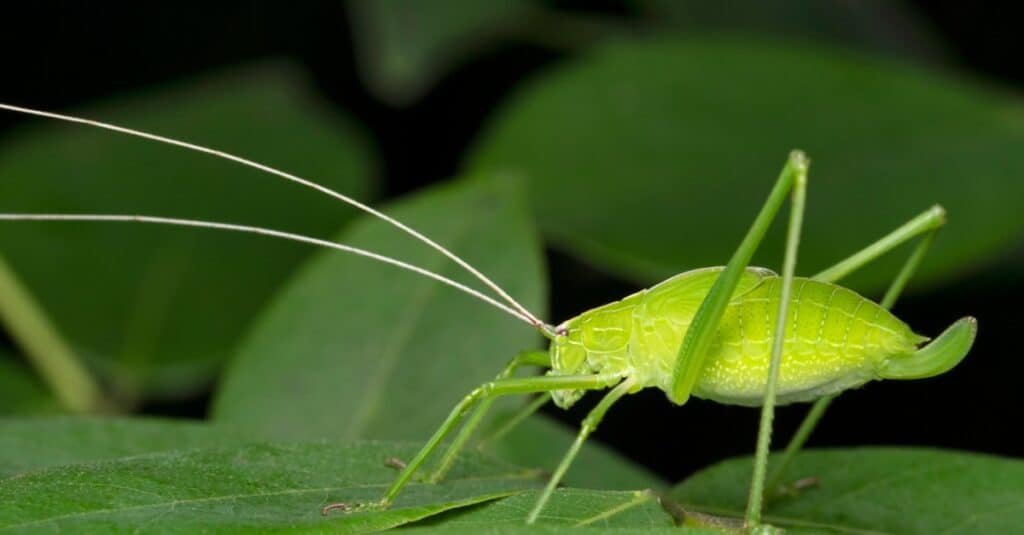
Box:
[556,327,569,337]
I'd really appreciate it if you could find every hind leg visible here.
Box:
[764,205,946,499]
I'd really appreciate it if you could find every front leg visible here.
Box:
[321,372,619,515]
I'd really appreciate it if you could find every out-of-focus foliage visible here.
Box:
[347,0,943,106]
[0,63,375,400]
[347,0,536,105]
[468,37,1024,293]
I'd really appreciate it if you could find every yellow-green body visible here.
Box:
[549,267,927,408]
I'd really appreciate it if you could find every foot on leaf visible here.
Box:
[384,457,407,470]
[321,500,388,516]
[771,476,820,501]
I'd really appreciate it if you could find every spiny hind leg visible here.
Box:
[321,372,619,515]
[764,205,946,501]
[526,377,635,524]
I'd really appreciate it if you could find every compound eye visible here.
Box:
[556,326,569,337]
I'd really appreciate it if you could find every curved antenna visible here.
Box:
[0,213,537,328]
[0,103,549,331]
[879,316,977,380]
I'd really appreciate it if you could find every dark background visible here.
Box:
[1,1,1021,482]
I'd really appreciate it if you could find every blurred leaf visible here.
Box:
[0,353,60,416]
[212,176,546,440]
[467,38,1024,295]
[0,62,375,400]
[672,448,1024,534]
[485,411,665,490]
[0,417,260,477]
[414,489,719,533]
[640,0,946,65]
[0,438,537,533]
[347,0,536,105]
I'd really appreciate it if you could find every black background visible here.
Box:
[1,2,1021,482]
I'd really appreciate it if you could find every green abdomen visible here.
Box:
[689,277,924,405]
[560,270,926,407]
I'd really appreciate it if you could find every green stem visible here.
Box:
[0,255,106,412]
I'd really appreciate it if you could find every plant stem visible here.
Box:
[0,255,107,412]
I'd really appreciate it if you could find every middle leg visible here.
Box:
[429,349,550,482]
[322,371,621,514]
[526,376,637,524]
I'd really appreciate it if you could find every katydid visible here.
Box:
[0,104,976,532]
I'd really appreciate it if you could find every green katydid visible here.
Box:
[0,104,976,532]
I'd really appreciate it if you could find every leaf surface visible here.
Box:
[0,62,375,399]
[0,440,537,534]
[467,38,1024,293]
[213,177,546,441]
[672,448,1024,534]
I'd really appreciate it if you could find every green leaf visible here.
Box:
[0,62,375,399]
[467,37,1024,293]
[0,417,261,477]
[347,0,535,105]
[212,176,546,440]
[671,448,1024,534]
[484,412,666,491]
[0,353,60,416]
[0,439,538,534]
[415,489,722,533]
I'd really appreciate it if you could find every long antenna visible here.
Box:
[0,213,537,328]
[0,103,549,330]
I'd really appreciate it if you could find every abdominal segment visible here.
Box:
[691,277,925,406]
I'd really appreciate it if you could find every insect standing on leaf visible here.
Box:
[0,103,977,532]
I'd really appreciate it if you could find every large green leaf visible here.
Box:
[0,417,261,477]
[0,354,60,416]
[347,0,535,105]
[0,62,374,399]
[212,176,546,440]
[0,439,538,533]
[672,448,1024,534]
[467,37,1024,293]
